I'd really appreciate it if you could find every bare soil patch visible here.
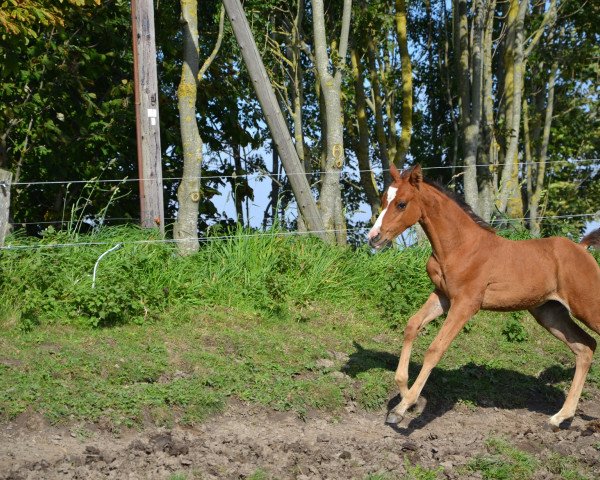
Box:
[2,394,600,480]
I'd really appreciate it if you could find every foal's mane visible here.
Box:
[425,180,496,233]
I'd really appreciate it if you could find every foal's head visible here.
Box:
[368,164,423,249]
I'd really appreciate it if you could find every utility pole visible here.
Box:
[131,0,165,234]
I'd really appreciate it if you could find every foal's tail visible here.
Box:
[581,227,600,249]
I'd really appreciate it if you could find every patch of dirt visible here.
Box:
[2,395,600,480]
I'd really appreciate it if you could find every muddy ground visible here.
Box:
[2,394,600,480]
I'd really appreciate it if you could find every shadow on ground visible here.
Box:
[342,341,574,432]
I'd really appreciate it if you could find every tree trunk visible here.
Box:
[478,0,497,221]
[528,61,557,236]
[523,1,557,233]
[0,168,11,246]
[263,146,280,229]
[454,0,480,211]
[311,0,351,245]
[440,0,459,175]
[232,144,244,225]
[288,0,309,178]
[394,0,413,167]
[286,3,308,235]
[173,0,203,255]
[367,41,391,188]
[497,0,528,215]
[350,48,380,223]
[223,0,327,240]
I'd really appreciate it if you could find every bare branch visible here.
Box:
[524,0,556,58]
[198,5,226,82]
[336,0,352,71]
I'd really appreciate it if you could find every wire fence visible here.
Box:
[9,158,600,187]
[2,211,599,251]
[2,157,598,251]
[0,227,366,250]
[8,211,599,227]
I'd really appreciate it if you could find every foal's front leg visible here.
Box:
[395,291,449,398]
[387,299,479,425]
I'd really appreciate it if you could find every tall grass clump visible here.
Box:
[0,226,433,331]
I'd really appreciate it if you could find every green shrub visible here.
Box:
[0,226,433,330]
[4,225,598,332]
[0,226,173,328]
[502,312,528,343]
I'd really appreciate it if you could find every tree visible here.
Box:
[0,0,138,233]
[394,0,413,167]
[349,47,380,223]
[1,0,597,242]
[173,2,224,255]
[310,0,352,245]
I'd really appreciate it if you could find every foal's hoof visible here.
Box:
[414,396,428,415]
[385,410,404,425]
[546,413,573,431]
[544,421,561,433]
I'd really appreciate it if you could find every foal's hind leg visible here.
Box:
[395,291,449,398]
[529,302,597,428]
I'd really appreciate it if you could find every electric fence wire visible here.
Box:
[2,210,599,251]
[9,158,600,187]
[9,212,599,227]
[3,158,598,251]
[0,227,366,250]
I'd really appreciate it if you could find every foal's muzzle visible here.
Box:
[368,233,390,250]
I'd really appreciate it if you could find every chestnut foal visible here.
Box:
[368,164,600,429]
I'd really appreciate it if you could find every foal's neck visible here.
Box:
[418,184,492,263]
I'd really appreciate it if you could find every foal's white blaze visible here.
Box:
[368,186,398,240]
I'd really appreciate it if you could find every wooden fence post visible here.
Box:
[0,168,12,246]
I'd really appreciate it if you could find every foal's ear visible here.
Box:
[408,164,423,188]
[390,163,402,183]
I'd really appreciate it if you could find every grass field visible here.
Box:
[1,227,599,478]
[2,300,599,427]
[1,226,599,425]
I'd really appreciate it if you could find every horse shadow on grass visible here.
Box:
[341,341,592,433]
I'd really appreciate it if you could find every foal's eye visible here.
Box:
[397,201,407,210]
